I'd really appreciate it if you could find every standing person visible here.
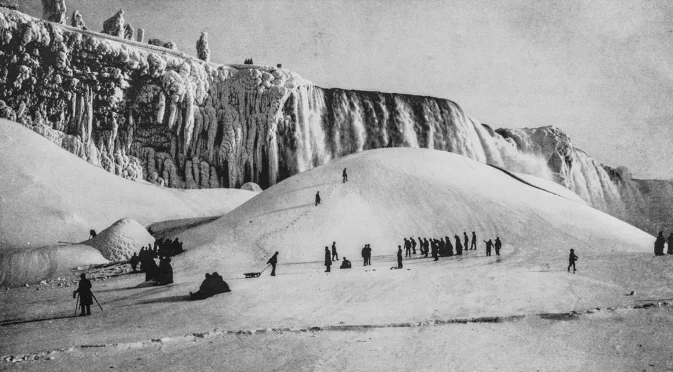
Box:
[484,239,493,256]
[410,237,417,254]
[267,251,279,276]
[423,238,429,258]
[362,245,368,266]
[73,273,93,316]
[129,252,140,273]
[404,238,411,257]
[332,241,339,261]
[342,168,348,183]
[315,191,321,206]
[668,233,673,255]
[454,235,463,255]
[471,232,477,250]
[397,245,403,269]
[463,232,469,253]
[655,232,666,256]
[445,236,454,257]
[568,249,578,272]
[494,237,502,256]
[431,240,439,261]
[366,244,372,266]
[325,247,332,272]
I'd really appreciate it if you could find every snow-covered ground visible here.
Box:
[1,135,667,371]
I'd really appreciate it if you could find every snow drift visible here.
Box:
[83,218,154,261]
[175,148,653,275]
[0,120,257,250]
[0,244,108,286]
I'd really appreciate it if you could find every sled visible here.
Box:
[244,264,270,278]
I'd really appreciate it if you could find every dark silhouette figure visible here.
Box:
[471,232,477,250]
[365,244,372,265]
[343,168,348,183]
[144,256,159,282]
[668,233,673,255]
[73,273,93,316]
[325,246,332,272]
[315,191,321,206]
[423,238,429,258]
[445,236,454,256]
[655,231,666,256]
[410,237,417,254]
[454,235,463,255]
[332,241,339,261]
[156,257,174,285]
[494,237,502,256]
[404,238,411,257]
[397,245,404,268]
[267,252,279,276]
[431,240,438,261]
[130,253,139,272]
[463,232,469,252]
[362,245,368,266]
[340,257,352,269]
[190,272,230,300]
[484,239,494,256]
[277,63,282,68]
[89,229,97,239]
[568,249,578,272]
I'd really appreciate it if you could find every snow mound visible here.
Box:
[0,119,258,250]
[176,147,653,274]
[84,218,154,261]
[0,244,108,286]
[240,182,262,192]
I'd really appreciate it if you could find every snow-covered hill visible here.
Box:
[175,147,653,275]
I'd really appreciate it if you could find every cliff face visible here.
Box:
[0,9,669,234]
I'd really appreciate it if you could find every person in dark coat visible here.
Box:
[365,244,372,265]
[189,272,231,300]
[463,232,469,253]
[315,191,321,206]
[431,240,438,261]
[423,238,429,258]
[130,252,140,272]
[267,252,279,276]
[397,245,403,268]
[471,232,477,250]
[410,237,417,254]
[668,233,673,255]
[324,246,332,272]
[568,249,578,272]
[340,257,352,269]
[445,236,454,256]
[484,239,494,256]
[89,229,97,239]
[73,273,93,316]
[332,241,339,261]
[454,235,463,255]
[144,256,159,282]
[343,168,348,183]
[362,245,368,266]
[404,238,411,257]
[156,257,174,285]
[494,237,502,256]
[655,232,666,256]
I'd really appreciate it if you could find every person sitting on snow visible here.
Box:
[340,257,351,269]
[190,272,230,300]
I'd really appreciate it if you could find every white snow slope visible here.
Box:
[176,147,653,275]
[0,119,258,250]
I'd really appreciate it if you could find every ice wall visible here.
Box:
[0,8,669,234]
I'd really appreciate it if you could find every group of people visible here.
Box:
[654,231,673,256]
[189,272,230,300]
[130,244,174,285]
[401,232,502,261]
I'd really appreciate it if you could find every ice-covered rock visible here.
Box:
[41,0,66,24]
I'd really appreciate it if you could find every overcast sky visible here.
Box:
[19,0,673,179]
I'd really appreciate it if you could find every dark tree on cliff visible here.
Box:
[42,0,66,24]
[70,10,86,29]
[102,9,125,38]
[196,31,210,62]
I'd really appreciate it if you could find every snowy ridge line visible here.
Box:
[486,164,582,205]
[3,301,671,364]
